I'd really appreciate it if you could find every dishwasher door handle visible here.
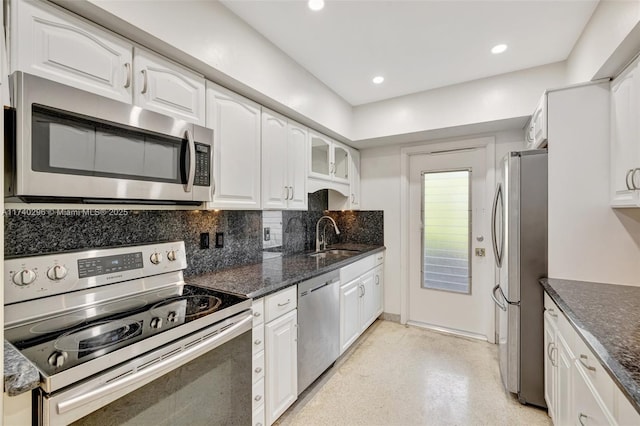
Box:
[310,279,339,293]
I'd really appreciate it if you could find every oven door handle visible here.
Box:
[56,312,252,416]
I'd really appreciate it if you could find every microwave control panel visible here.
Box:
[194,143,211,187]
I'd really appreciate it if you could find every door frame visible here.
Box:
[400,136,496,342]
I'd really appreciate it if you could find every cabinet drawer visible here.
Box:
[265,286,297,322]
[252,299,265,326]
[341,255,376,283]
[573,335,615,413]
[252,351,265,383]
[252,378,265,412]
[544,292,559,316]
[252,404,265,426]
[573,362,615,426]
[616,390,640,425]
[252,325,264,355]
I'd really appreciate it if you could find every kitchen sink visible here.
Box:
[308,249,361,258]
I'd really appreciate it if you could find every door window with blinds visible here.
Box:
[421,169,472,294]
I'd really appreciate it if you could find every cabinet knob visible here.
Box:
[253,311,261,317]
[254,395,262,402]
[254,367,262,374]
[254,339,262,345]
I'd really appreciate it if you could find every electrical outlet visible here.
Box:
[264,227,270,241]
[200,233,210,249]
[215,232,224,248]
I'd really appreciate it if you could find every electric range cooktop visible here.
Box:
[5,284,247,376]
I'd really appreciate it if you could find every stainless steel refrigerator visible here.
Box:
[491,149,547,408]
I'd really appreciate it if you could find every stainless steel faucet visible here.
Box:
[315,216,340,252]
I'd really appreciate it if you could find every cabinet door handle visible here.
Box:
[254,367,262,374]
[375,276,379,285]
[253,311,261,317]
[283,186,289,200]
[633,168,640,190]
[578,413,588,426]
[254,339,262,345]
[277,299,291,307]
[547,308,557,318]
[579,354,596,372]
[626,169,634,190]
[289,186,294,200]
[550,345,557,367]
[123,63,132,88]
[254,395,262,402]
[141,69,149,94]
[546,342,553,359]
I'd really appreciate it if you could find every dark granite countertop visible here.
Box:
[4,340,40,397]
[541,278,640,412]
[188,244,385,299]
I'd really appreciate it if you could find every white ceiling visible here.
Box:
[220,0,598,106]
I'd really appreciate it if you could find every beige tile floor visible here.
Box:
[278,320,551,426]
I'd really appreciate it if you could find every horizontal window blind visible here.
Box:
[422,170,471,294]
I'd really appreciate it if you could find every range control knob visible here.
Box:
[46,265,68,281]
[167,311,179,323]
[12,269,36,286]
[150,317,163,329]
[48,351,68,368]
[167,250,178,262]
[149,252,162,265]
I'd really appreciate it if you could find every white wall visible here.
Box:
[548,83,640,285]
[55,0,354,141]
[361,130,525,316]
[353,62,567,144]
[566,0,640,83]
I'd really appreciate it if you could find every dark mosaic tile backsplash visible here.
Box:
[4,191,383,277]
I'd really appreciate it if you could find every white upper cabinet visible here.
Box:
[262,110,289,210]
[11,0,133,103]
[261,109,308,210]
[349,148,361,209]
[206,81,262,209]
[286,121,309,210]
[610,56,640,207]
[133,47,205,126]
[309,131,350,184]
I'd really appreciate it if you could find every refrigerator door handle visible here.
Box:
[498,285,520,306]
[491,284,507,311]
[491,184,504,268]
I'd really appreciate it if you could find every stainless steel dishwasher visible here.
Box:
[297,270,340,394]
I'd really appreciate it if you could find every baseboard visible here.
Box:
[406,320,488,342]
[380,312,400,323]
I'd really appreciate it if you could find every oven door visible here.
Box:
[39,311,252,426]
[11,71,212,204]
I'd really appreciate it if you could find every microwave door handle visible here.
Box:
[184,129,195,193]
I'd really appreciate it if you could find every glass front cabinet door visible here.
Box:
[309,131,349,183]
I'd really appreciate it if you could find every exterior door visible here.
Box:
[408,148,492,339]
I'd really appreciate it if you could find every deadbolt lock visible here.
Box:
[475,248,486,257]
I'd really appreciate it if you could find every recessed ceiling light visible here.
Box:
[308,0,324,11]
[372,76,384,84]
[491,44,508,54]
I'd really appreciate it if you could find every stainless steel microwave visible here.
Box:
[5,72,213,205]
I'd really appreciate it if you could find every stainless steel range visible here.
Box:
[4,241,252,425]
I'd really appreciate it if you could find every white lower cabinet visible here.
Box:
[252,299,266,426]
[263,287,298,425]
[544,292,640,425]
[265,309,297,425]
[339,252,385,354]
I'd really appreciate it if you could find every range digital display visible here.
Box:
[77,252,144,279]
